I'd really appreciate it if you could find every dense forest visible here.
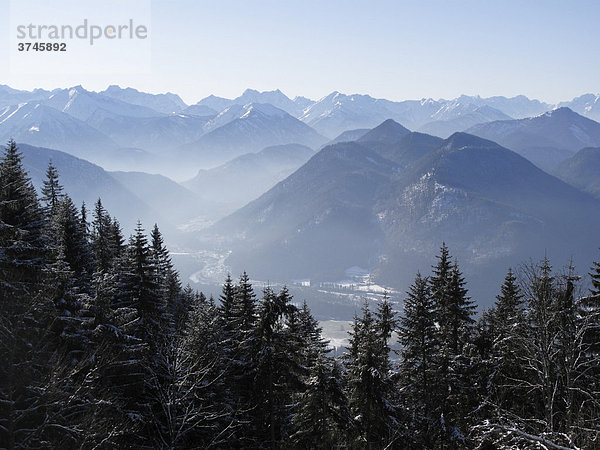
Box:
[1,139,599,449]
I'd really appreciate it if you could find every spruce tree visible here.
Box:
[429,245,476,445]
[219,272,258,444]
[296,300,330,366]
[0,140,53,448]
[105,222,169,446]
[218,273,236,324]
[47,195,95,369]
[484,268,527,415]
[111,217,126,260]
[251,286,300,445]
[53,195,92,281]
[346,300,396,447]
[0,139,47,296]
[398,272,437,444]
[122,221,167,343]
[375,292,396,368]
[150,223,181,327]
[233,271,257,332]
[491,268,524,339]
[80,201,89,237]
[216,273,236,376]
[40,160,63,215]
[92,199,115,273]
[429,242,452,310]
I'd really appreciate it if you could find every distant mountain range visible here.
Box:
[109,170,207,225]
[175,103,327,170]
[295,93,547,138]
[43,86,162,122]
[0,103,119,161]
[5,83,599,306]
[17,142,220,242]
[18,143,166,234]
[184,143,315,211]
[2,84,600,178]
[467,107,600,171]
[558,94,600,122]
[209,122,600,305]
[419,104,511,138]
[101,85,187,114]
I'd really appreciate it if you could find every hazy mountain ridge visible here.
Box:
[2,84,599,177]
[298,91,600,138]
[450,94,552,119]
[176,103,327,170]
[0,85,52,108]
[101,85,187,114]
[553,146,600,198]
[558,93,600,122]
[0,103,119,162]
[17,143,170,234]
[418,105,512,138]
[213,141,399,280]
[43,85,164,122]
[109,170,207,224]
[86,110,212,153]
[210,128,600,304]
[184,143,315,210]
[323,129,370,147]
[467,107,600,171]
[297,92,552,138]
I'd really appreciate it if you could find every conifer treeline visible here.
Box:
[1,140,599,449]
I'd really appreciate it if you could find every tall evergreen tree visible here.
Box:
[40,160,63,215]
[429,246,476,446]
[104,222,170,446]
[218,273,236,325]
[121,221,167,343]
[219,272,259,444]
[0,139,47,296]
[80,201,89,237]
[111,217,126,260]
[375,292,396,359]
[523,258,558,434]
[150,223,181,326]
[52,195,92,281]
[398,272,437,445]
[92,199,115,273]
[296,300,330,367]
[0,140,54,448]
[251,286,301,446]
[346,300,397,447]
[429,242,452,309]
[491,268,524,339]
[486,268,526,413]
[233,271,257,332]
[46,195,95,370]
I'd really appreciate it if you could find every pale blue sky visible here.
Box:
[1,0,598,104]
